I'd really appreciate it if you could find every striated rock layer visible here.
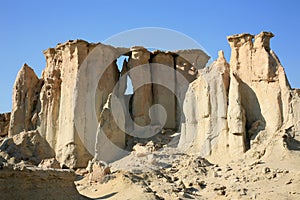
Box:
[0,164,86,200]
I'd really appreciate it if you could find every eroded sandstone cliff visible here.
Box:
[179,32,300,163]
[5,31,299,170]
[7,40,209,168]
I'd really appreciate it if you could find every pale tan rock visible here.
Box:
[38,40,96,168]
[252,32,276,81]
[175,55,198,83]
[127,46,153,127]
[95,60,119,121]
[88,160,111,183]
[215,50,230,93]
[7,32,298,170]
[94,94,126,163]
[38,158,60,169]
[132,141,155,157]
[0,130,55,165]
[74,43,129,168]
[0,164,85,200]
[0,113,10,137]
[180,32,295,162]
[287,90,300,132]
[174,49,210,70]
[9,64,41,137]
[35,40,128,168]
[227,73,246,155]
[227,32,291,143]
[179,51,229,157]
[175,56,199,129]
[151,51,176,129]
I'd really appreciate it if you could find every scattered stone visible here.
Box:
[249,160,264,166]
[285,179,293,185]
[38,158,60,169]
[263,167,271,174]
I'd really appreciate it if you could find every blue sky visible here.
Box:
[1,0,300,112]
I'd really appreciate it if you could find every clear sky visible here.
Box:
[1,0,300,113]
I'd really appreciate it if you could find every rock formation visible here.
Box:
[5,31,299,170]
[179,50,230,157]
[179,32,300,162]
[127,46,153,127]
[151,51,176,129]
[9,64,41,136]
[0,112,10,137]
[0,164,86,200]
[7,40,209,168]
[0,130,55,165]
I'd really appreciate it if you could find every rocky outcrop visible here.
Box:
[179,32,297,162]
[174,50,210,128]
[8,40,124,168]
[9,64,41,137]
[0,112,10,137]
[94,94,126,162]
[227,73,246,155]
[8,41,208,168]
[227,32,291,149]
[0,130,55,165]
[7,31,298,169]
[127,46,153,127]
[0,164,86,200]
[179,50,230,156]
[39,40,97,168]
[151,51,176,129]
[227,32,290,135]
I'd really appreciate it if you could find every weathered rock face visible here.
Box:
[38,40,97,168]
[227,73,246,155]
[179,50,229,156]
[151,51,176,129]
[0,130,55,165]
[0,164,85,200]
[174,50,210,128]
[10,41,211,168]
[9,64,42,137]
[179,32,297,162]
[0,113,10,137]
[227,32,292,149]
[94,94,127,162]
[8,31,298,168]
[227,32,290,134]
[127,46,153,127]
[95,60,120,121]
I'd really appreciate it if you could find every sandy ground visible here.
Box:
[76,138,300,200]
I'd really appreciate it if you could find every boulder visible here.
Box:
[0,130,55,165]
[38,158,60,169]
